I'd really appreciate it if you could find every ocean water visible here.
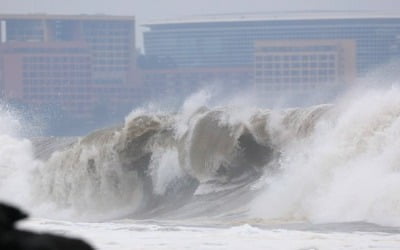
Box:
[2,87,400,249]
[19,219,400,250]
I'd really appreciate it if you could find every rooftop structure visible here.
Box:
[145,11,400,24]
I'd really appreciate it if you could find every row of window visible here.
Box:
[91,59,130,65]
[23,72,90,78]
[91,45,130,51]
[256,69,336,76]
[23,79,90,85]
[82,22,133,29]
[92,66,129,71]
[255,54,336,62]
[257,45,338,53]
[85,38,132,45]
[23,64,91,71]
[259,68,337,75]
[256,62,336,69]
[93,79,123,84]
[23,57,90,63]
[255,76,336,83]
[26,87,138,95]
[92,52,130,58]
[24,92,91,98]
[11,47,88,54]
[256,84,326,91]
[158,75,249,81]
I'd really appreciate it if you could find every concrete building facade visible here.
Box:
[254,40,356,94]
[0,42,92,118]
[0,14,139,123]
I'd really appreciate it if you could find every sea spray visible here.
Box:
[0,106,40,210]
[251,86,400,226]
[2,86,400,227]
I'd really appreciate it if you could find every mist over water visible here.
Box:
[1,81,400,236]
[252,86,400,226]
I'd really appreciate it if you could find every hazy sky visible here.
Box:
[2,0,400,47]
[2,0,400,21]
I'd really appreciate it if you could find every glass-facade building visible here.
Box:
[143,12,400,75]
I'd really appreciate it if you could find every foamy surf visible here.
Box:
[1,86,400,249]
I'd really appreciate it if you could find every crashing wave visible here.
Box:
[27,104,330,219]
[4,85,400,227]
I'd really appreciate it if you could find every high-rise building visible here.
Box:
[143,11,400,75]
[0,14,139,122]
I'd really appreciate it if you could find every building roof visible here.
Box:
[0,13,134,21]
[143,11,400,26]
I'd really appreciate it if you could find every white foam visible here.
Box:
[149,148,183,195]
[0,106,41,210]
[252,86,400,227]
[20,218,400,250]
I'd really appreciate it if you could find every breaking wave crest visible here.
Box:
[1,87,400,226]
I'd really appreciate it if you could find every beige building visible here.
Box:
[254,40,356,95]
[0,14,138,121]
